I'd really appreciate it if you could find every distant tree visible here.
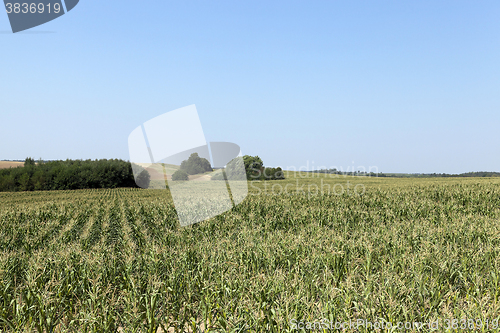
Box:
[240,156,285,180]
[0,175,15,191]
[211,157,247,181]
[180,153,212,175]
[263,167,285,180]
[32,170,46,191]
[18,173,32,191]
[242,155,263,180]
[135,168,151,189]
[24,157,36,167]
[172,169,189,181]
[224,157,246,180]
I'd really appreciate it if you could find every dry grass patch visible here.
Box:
[0,161,24,169]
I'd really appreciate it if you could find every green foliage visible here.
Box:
[261,167,285,180]
[172,169,189,181]
[24,157,36,167]
[0,177,499,331]
[134,165,151,189]
[180,153,212,175]
[0,158,139,192]
[243,155,263,180]
[225,156,245,179]
[212,156,285,181]
[211,157,247,181]
[18,173,32,191]
[242,155,285,180]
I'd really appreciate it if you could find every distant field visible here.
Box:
[0,175,499,331]
[136,163,221,182]
[0,161,23,169]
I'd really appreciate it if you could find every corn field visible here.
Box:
[0,175,500,332]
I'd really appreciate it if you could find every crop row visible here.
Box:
[0,180,499,331]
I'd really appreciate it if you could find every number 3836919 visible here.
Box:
[5,3,61,14]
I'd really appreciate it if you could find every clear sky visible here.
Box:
[1,1,499,174]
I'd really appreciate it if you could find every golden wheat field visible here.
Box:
[0,174,499,332]
[0,162,24,170]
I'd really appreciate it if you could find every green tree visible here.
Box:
[180,153,212,175]
[242,155,263,180]
[225,157,246,180]
[18,173,32,191]
[32,170,46,191]
[24,157,36,168]
[262,167,285,180]
[135,168,151,189]
[172,169,189,181]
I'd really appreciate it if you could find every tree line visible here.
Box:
[0,153,287,192]
[0,158,144,192]
[309,169,500,178]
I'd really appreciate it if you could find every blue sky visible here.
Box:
[1,1,499,173]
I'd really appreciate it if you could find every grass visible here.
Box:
[0,175,499,332]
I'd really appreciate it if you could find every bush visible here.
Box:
[172,169,189,181]
[262,167,285,180]
[135,168,151,189]
[180,153,212,175]
[243,155,263,180]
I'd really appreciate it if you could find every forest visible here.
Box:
[0,158,141,192]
